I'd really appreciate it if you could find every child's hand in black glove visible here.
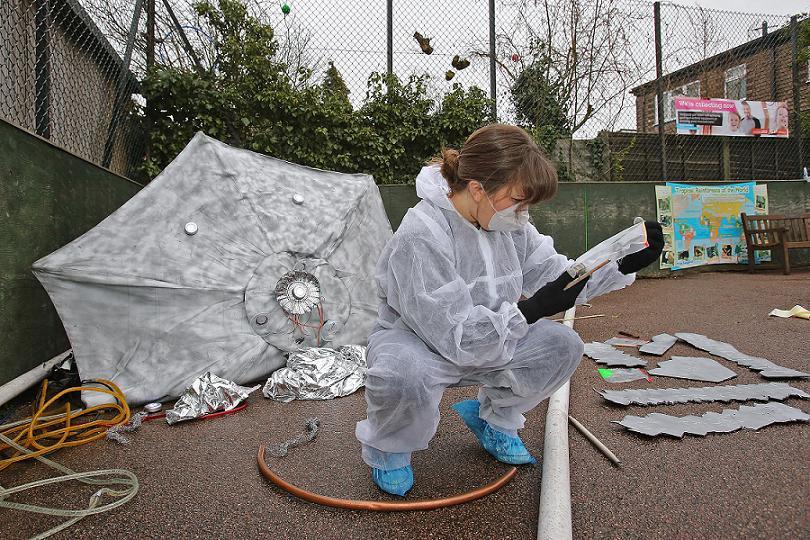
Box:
[618,221,664,275]
[517,271,590,324]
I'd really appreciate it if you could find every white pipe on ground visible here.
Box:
[0,350,71,407]
[537,306,575,540]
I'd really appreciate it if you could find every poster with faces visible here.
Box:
[674,97,789,137]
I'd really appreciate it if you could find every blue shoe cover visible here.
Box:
[452,399,537,465]
[371,466,414,497]
[451,399,487,439]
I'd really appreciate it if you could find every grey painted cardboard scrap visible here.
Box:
[675,332,809,379]
[600,382,809,406]
[584,342,647,367]
[616,402,810,437]
[648,356,737,383]
[638,333,678,356]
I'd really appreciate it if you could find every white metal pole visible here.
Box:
[537,306,575,540]
[0,350,71,407]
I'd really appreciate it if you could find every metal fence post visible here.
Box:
[161,0,203,71]
[146,0,155,162]
[653,2,667,181]
[489,0,496,121]
[790,16,804,175]
[102,0,144,169]
[387,0,393,75]
[146,0,155,70]
[34,0,50,138]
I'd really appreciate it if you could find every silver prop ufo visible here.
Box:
[32,133,393,406]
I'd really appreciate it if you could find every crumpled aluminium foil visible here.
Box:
[263,345,367,402]
[106,411,147,444]
[165,372,260,425]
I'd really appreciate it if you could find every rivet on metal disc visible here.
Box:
[292,284,307,300]
[255,315,268,325]
[184,222,198,235]
[292,193,305,205]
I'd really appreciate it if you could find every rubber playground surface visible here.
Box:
[1,270,808,539]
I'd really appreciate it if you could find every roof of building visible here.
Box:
[57,0,140,88]
[631,20,800,95]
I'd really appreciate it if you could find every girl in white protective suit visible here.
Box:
[355,124,663,496]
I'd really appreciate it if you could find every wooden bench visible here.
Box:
[741,212,810,274]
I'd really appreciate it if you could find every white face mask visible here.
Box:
[482,196,529,232]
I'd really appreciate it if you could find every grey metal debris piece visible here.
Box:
[605,337,650,347]
[675,332,809,379]
[638,333,678,356]
[599,368,650,384]
[616,402,810,437]
[648,356,737,383]
[584,342,647,367]
[600,382,809,406]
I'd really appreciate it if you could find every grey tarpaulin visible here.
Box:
[600,382,809,406]
[32,133,393,406]
[616,402,809,437]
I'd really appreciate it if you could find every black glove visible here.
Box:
[618,221,664,275]
[518,271,590,324]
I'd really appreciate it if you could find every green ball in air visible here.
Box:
[281,3,290,14]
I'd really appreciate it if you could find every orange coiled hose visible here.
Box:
[257,444,518,511]
[0,379,129,471]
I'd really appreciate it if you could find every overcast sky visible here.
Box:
[667,0,807,16]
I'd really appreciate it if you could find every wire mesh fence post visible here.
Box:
[146,0,155,162]
[653,1,667,181]
[386,0,393,75]
[34,0,50,138]
[102,0,144,169]
[770,23,778,100]
[160,0,203,72]
[790,16,804,176]
[489,0,496,121]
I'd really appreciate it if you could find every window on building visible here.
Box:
[683,80,701,97]
[724,64,746,100]
[654,80,700,124]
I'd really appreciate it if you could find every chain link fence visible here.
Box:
[1,0,807,181]
[1,0,145,177]
[627,3,805,182]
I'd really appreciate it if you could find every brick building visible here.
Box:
[631,20,810,134]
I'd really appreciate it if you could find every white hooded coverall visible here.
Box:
[355,165,635,470]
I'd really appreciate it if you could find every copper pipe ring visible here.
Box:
[257,444,518,512]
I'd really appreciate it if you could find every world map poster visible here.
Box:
[656,182,769,270]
